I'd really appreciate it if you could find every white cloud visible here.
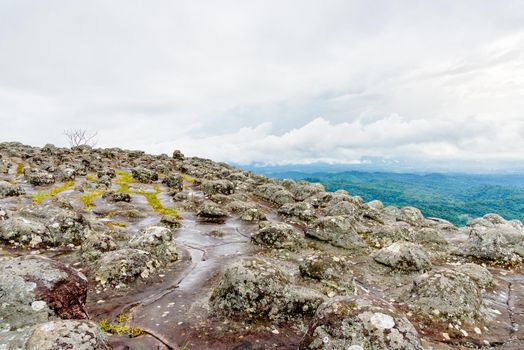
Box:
[145,116,502,166]
[0,1,524,170]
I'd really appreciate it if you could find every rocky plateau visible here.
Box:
[0,142,523,350]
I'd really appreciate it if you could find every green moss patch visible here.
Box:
[33,181,75,204]
[99,313,145,338]
[15,163,24,177]
[80,190,103,209]
[115,171,179,218]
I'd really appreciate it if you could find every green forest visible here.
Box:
[269,171,524,226]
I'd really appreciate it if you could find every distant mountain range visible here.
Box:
[237,164,524,226]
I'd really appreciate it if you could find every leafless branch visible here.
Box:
[64,129,98,147]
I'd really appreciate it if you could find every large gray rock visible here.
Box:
[251,222,304,250]
[456,262,493,289]
[278,202,317,223]
[202,179,235,196]
[172,149,185,160]
[129,225,177,263]
[25,168,55,186]
[81,232,118,262]
[299,254,349,282]
[162,173,183,192]
[255,183,295,206]
[94,248,159,286]
[0,320,110,350]
[367,222,416,248]
[131,167,158,183]
[0,181,25,198]
[0,256,88,332]
[300,296,423,350]
[0,216,48,248]
[372,242,432,273]
[284,180,324,201]
[55,166,76,182]
[102,190,131,203]
[459,214,524,265]
[1,205,92,247]
[210,258,325,321]
[409,268,483,323]
[306,216,366,249]
[196,201,229,220]
[398,207,425,226]
[325,201,359,217]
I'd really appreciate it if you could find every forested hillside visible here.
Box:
[264,170,524,226]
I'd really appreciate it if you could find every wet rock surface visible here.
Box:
[0,142,523,349]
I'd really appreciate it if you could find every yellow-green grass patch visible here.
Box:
[15,163,24,177]
[79,190,103,210]
[33,181,75,204]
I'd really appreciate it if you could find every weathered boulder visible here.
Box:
[55,166,76,182]
[456,262,493,289]
[251,222,304,249]
[285,180,324,201]
[0,181,25,198]
[366,222,416,248]
[210,258,325,321]
[409,269,483,323]
[0,216,49,247]
[162,173,183,192]
[94,248,158,285]
[196,201,229,220]
[160,214,181,228]
[413,227,448,247]
[25,168,55,186]
[96,168,116,179]
[202,179,235,196]
[96,174,112,188]
[367,200,385,211]
[299,254,348,282]
[0,320,110,350]
[226,201,266,222]
[325,201,359,217]
[300,296,423,350]
[0,256,88,332]
[172,149,185,160]
[16,205,92,246]
[129,225,177,263]
[278,202,317,223]
[255,183,295,206]
[306,216,366,249]
[81,232,118,262]
[131,167,158,183]
[239,207,266,222]
[398,207,425,226]
[48,209,91,245]
[102,190,131,203]
[458,214,524,265]
[372,242,432,273]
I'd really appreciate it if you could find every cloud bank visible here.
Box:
[1,1,524,171]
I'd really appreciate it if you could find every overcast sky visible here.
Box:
[1,1,523,171]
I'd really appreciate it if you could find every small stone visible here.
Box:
[31,300,47,312]
[442,332,450,340]
[370,312,396,330]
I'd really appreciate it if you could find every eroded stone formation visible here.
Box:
[0,141,523,350]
